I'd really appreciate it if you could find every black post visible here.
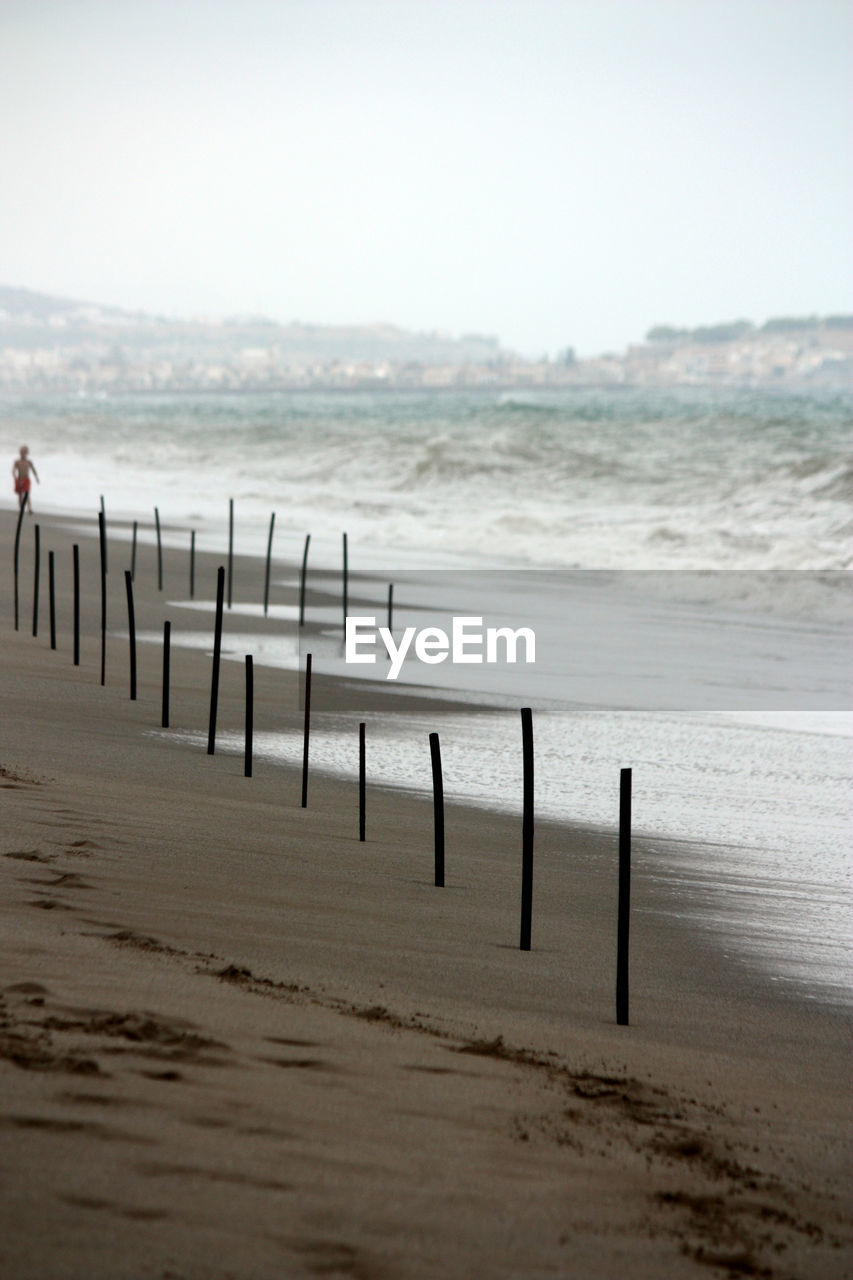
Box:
[616,767,632,1027]
[32,523,40,638]
[99,495,107,573]
[13,499,26,630]
[161,620,171,728]
[131,519,138,581]
[264,512,275,616]
[227,498,234,609]
[519,706,534,951]
[359,721,366,842]
[48,551,56,650]
[244,654,254,778]
[429,732,445,888]
[301,652,312,808]
[387,583,394,634]
[342,531,348,634]
[190,530,196,599]
[124,569,137,701]
[207,566,225,755]
[98,510,107,686]
[299,533,310,626]
[155,506,163,591]
[72,544,80,667]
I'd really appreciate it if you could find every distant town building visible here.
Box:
[0,288,850,391]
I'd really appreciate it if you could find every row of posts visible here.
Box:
[11,498,633,1027]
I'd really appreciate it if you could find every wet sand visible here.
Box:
[1,506,850,1279]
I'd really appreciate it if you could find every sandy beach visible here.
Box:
[1,505,850,1279]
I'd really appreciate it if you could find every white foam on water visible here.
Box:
[3,385,852,579]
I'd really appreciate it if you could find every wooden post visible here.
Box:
[48,551,56,650]
[32,523,40,638]
[72,544,80,667]
[299,534,310,626]
[161,620,171,728]
[429,732,445,887]
[301,652,312,807]
[207,566,225,755]
[155,506,163,591]
[227,498,234,609]
[519,707,534,950]
[342,531,348,634]
[264,512,275,616]
[98,510,107,686]
[13,499,26,630]
[244,655,254,778]
[99,495,107,573]
[124,570,137,701]
[616,767,632,1027]
[359,721,366,842]
[190,530,196,599]
[387,583,394,635]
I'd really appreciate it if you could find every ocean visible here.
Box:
[2,385,851,1005]
[3,385,851,572]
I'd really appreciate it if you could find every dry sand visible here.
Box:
[1,507,850,1279]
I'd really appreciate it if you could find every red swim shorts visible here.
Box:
[14,477,30,494]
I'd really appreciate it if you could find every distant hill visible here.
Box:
[1,287,850,390]
[0,285,138,323]
[0,285,503,366]
[645,315,853,344]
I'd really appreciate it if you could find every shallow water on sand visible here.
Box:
[152,596,850,1009]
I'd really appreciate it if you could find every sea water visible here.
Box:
[1,386,850,1003]
[3,385,851,572]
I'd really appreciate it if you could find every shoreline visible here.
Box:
[1,504,851,1277]
[4,503,851,1012]
[5,502,851,1004]
[53,500,853,1010]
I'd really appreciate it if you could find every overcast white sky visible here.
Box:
[2,0,850,356]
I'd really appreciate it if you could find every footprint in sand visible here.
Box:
[0,767,43,789]
[46,871,92,890]
[0,1037,102,1074]
[59,1193,169,1220]
[3,849,54,863]
[22,870,92,892]
[64,840,103,857]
